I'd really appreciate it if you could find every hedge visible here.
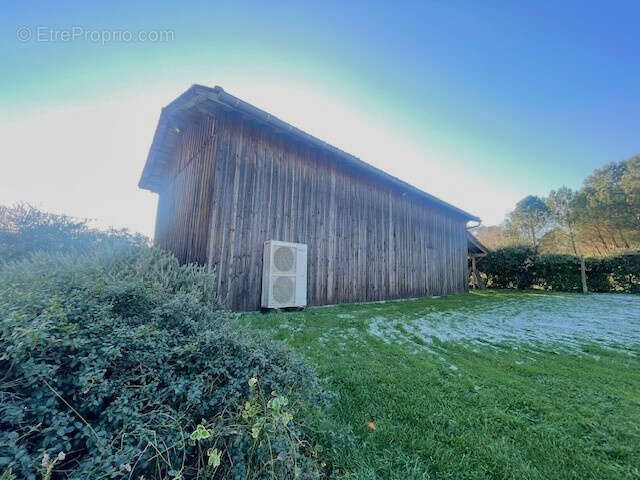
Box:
[477,247,640,293]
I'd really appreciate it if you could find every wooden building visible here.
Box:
[139,85,480,310]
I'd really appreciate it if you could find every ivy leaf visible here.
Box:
[251,418,266,439]
[207,448,221,468]
[189,423,211,442]
[282,412,293,426]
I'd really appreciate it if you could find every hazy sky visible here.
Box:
[2,1,639,237]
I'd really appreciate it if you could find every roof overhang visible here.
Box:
[139,84,481,223]
[467,231,489,256]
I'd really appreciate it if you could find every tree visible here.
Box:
[473,225,516,250]
[505,195,550,249]
[472,155,640,258]
[580,159,638,252]
[621,155,640,229]
[546,187,579,255]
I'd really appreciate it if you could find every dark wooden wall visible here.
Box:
[154,115,216,265]
[154,110,469,311]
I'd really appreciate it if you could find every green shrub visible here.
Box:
[477,246,537,289]
[0,203,145,263]
[0,245,329,479]
[583,258,612,293]
[535,254,583,291]
[478,247,640,293]
[601,253,640,293]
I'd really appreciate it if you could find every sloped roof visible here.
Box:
[139,84,480,222]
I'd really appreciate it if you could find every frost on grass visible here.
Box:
[367,293,640,354]
[319,327,364,351]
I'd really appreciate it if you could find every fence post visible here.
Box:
[580,257,588,294]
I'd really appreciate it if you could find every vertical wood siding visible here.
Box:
[155,110,469,311]
[154,115,217,265]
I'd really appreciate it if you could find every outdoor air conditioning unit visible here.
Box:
[261,240,307,309]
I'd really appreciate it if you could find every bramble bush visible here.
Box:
[0,206,335,479]
[478,247,640,293]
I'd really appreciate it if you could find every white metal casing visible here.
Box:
[261,240,307,308]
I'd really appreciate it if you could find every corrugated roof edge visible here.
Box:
[139,84,480,222]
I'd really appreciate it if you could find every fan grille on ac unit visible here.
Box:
[272,276,295,304]
[273,246,296,273]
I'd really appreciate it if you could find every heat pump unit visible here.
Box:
[262,240,307,309]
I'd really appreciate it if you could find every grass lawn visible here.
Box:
[239,290,640,479]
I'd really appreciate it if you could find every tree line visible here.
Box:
[475,155,640,257]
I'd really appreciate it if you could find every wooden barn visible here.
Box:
[139,85,480,311]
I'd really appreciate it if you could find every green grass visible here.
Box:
[239,290,640,479]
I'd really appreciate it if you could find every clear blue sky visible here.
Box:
[1,1,638,236]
